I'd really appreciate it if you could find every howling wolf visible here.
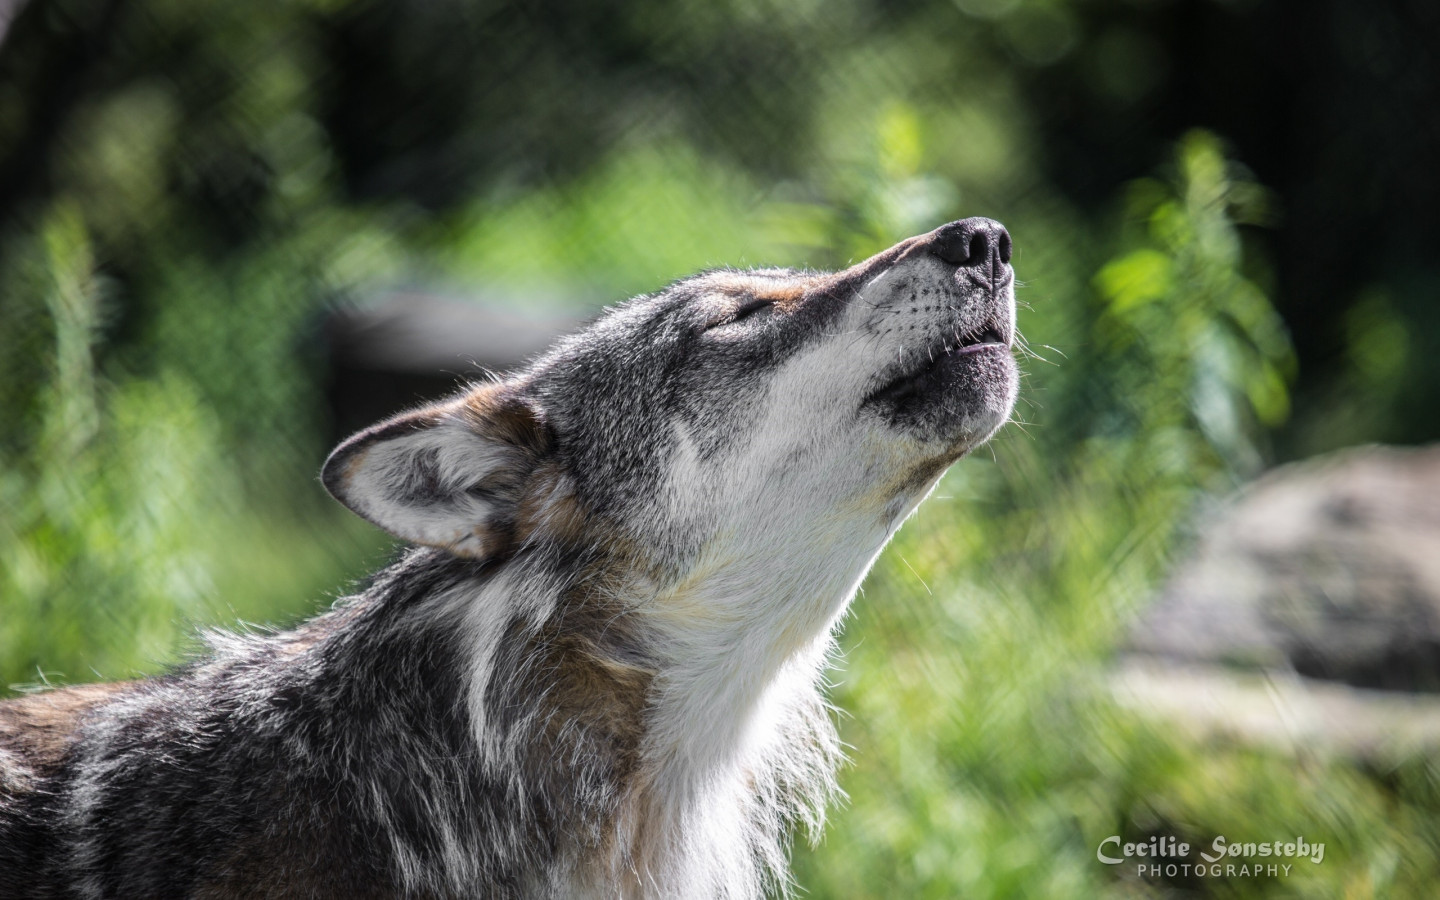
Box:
[0,218,1018,899]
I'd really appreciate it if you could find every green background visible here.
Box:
[2,0,1437,895]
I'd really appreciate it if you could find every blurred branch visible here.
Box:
[0,0,28,48]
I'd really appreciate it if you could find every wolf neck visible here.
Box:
[415,520,890,896]
[643,554,870,773]
[600,526,893,897]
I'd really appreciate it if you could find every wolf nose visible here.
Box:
[931,217,1012,268]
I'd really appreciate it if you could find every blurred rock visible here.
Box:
[323,290,586,440]
[1111,659,1440,760]
[1131,444,1440,690]
[1117,444,1440,756]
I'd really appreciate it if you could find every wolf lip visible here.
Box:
[958,323,1007,349]
[866,328,1010,407]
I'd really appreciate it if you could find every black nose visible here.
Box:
[931,217,1012,268]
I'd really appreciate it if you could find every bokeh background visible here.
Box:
[2,0,1439,896]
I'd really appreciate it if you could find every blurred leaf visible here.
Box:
[1095,248,1173,312]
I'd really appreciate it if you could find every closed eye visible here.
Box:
[705,298,775,331]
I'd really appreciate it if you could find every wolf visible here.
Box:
[0,218,1019,899]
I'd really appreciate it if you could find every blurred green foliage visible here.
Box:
[0,201,392,685]
[790,133,1440,898]
[1,0,1438,896]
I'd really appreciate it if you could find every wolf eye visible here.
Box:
[705,298,774,331]
[732,298,775,321]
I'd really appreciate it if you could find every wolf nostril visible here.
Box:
[967,233,986,266]
[931,217,1011,269]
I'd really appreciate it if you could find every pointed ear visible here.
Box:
[321,388,549,559]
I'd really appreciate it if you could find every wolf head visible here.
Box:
[322,218,1018,578]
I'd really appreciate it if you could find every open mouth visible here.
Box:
[866,318,1011,407]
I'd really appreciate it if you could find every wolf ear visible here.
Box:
[321,390,549,559]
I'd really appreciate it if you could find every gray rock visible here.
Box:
[1129,444,1440,692]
